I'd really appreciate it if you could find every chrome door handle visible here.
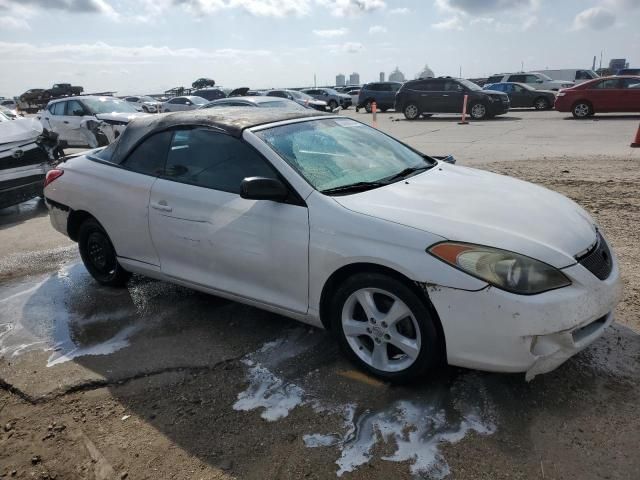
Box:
[442,94,449,97]
[151,202,172,212]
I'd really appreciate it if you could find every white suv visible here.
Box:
[485,72,574,91]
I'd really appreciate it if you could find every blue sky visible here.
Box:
[0,0,639,97]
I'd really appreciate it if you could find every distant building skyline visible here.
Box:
[336,73,345,87]
[389,67,405,83]
[380,72,385,82]
[349,72,360,86]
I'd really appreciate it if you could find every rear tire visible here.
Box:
[533,97,550,110]
[78,218,131,287]
[364,100,374,113]
[328,100,338,110]
[403,103,420,120]
[572,101,592,119]
[330,273,441,383]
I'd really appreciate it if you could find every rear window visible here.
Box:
[486,75,503,83]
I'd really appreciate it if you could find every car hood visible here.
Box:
[95,112,148,123]
[332,163,596,268]
[0,117,42,146]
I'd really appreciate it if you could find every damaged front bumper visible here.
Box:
[424,253,623,381]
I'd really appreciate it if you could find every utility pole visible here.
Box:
[521,60,524,72]
[459,65,462,78]
[599,50,603,70]
[314,73,316,87]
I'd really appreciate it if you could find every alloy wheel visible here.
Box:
[573,103,590,118]
[404,104,419,120]
[534,98,548,110]
[470,103,486,119]
[341,288,421,373]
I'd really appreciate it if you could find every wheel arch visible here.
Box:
[67,209,98,241]
[318,262,447,359]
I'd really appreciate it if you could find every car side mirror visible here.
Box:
[72,109,84,116]
[322,92,329,96]
[536,79,543,83]
[240,177,288,202]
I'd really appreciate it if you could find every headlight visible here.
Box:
[428,242,571,295]
[562,84,573,88]
[556,92,566,97]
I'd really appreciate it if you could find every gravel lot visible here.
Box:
[1,110,639,480]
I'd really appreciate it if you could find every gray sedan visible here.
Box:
[301,88,352,110]
[199,96,307,110]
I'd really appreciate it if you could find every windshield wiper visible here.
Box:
[321,181,388,195]
[382,165,431,183]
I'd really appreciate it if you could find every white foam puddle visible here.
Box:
[235,333,497,478]
[0,264,140,366]
[234,359,305,421]
[331,400,495,478]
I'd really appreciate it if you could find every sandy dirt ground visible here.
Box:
[1,148,639,478]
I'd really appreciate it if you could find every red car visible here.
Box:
[554,75,640,118]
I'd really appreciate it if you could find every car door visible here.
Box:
[442,80,465,112]
[148,127,310,314]
[166,97,186,112]
[620,78,640,112]
[82,131,172,267]
[41,102,66,140]
[509,84,529,107]
[589,79,623,111]
[411,80,443,112]
[64,99,94,146]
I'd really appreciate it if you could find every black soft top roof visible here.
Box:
[110,108,328,164]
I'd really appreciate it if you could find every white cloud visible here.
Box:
[435,0,538,14]
[0,15,31,30]
[313,27,348,37]
[389,7,409,14]
[368,25,387,34]
[327,41,364,54]
[0,41,272,64]
[316,0,385,16]
[573,6,616,30]
[172,0,312,16]
[432,16,464,30]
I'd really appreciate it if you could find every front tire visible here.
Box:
[78,218,131,287]
[403,103,420,120]
[328,100,338,110]
[572,101,592,119]
[469,102,488,120]
[331,273,441,383]
[364,100,374,113]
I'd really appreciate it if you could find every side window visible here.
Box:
[269,91,286,98]
[487,76,503,84]
[66,100,85,116]
[164,129,276,193]
[443,81,463,92]
[52,102,66,116]
[594,79,621,89]
[621,78,640,89]
[169,98,185,104]
[410,81,440,91]
[508,74,526,83]
[120,131,172,176]
[511,85,524,93]
[390,83,401,92]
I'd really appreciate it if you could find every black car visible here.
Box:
[484,82,555,110]
[191,88,226,101]
[357,82,402,112]
[394,77,510,120]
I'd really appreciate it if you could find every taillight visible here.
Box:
[44,169,64,188]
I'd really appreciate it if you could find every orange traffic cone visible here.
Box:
[632,123,640,148]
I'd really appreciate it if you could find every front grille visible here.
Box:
[0,143,49,170]
[577,231,613,280]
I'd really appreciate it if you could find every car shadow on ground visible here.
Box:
[0,198,48,230]
[4,261,639,478]
[562,114,640,121]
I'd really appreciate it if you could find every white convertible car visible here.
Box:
[43,109,622,382]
